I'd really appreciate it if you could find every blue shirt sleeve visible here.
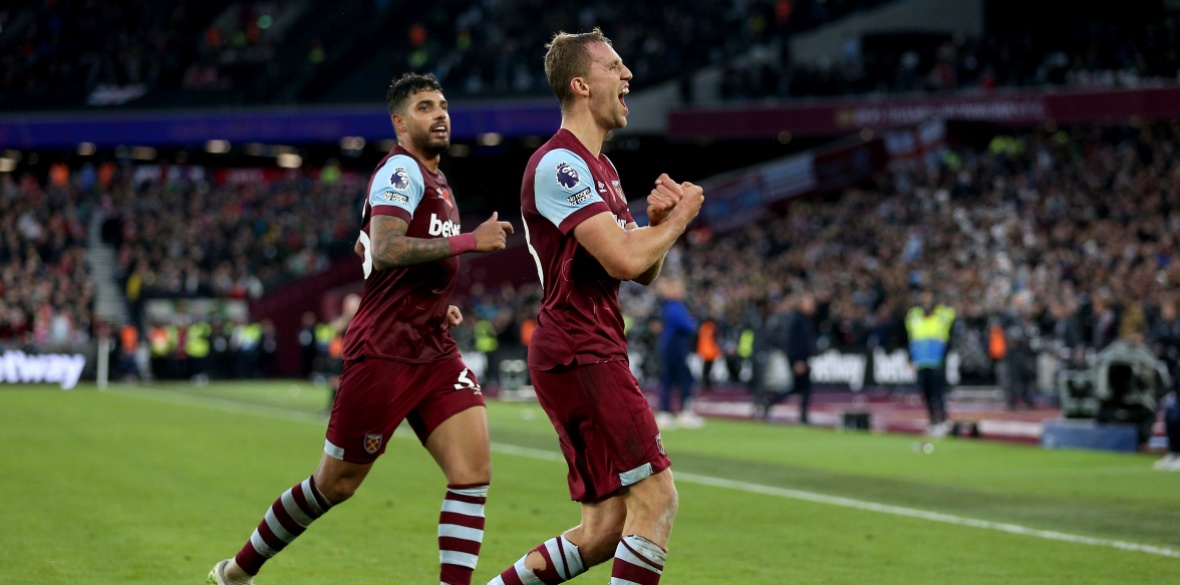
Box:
[668,301,697,335]
[532,148,606,228]
[369,154,426,217]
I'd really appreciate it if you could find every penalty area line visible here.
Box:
[105,386,1180,559]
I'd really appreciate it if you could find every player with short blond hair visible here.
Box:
[487,29,703,585]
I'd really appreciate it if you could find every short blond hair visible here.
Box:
[544,28,613,109]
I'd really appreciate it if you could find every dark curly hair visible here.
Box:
[385,72,443,115]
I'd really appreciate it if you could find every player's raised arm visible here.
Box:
[626,174,694,284]
[574,179,703,282]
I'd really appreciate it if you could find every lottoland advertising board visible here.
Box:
[0,351,87,390]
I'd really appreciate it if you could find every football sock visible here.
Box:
[439,483,489,585]
[232,476,334,576]
[609,535,666,585]
[488,535,585,585]
[218,559,254,585]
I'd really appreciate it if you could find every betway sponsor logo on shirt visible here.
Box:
[0,351,87,390]
[428,214,461,237]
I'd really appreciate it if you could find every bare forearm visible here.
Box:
[577,206,698,282]
[633,255,664,286]
[618,218,687,279]
[628,222,666,285]
[371,235,453,270]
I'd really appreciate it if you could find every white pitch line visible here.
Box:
[671,472,1180,559]
[105,386,1180,559]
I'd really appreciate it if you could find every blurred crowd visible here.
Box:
[0,173,94,350]
[1,0,897,107]
[404,0,888,97]
[722,12,1180,101]
[4,0,1177,108]
[0,164,363,352]
[650,121,1180,388]
[182,2,282,92]
[110,170,360,302]
[0,0,211,107]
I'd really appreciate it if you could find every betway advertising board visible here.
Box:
[789,349,961,391]
[0,351,87,390]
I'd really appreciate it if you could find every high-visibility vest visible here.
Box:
[186,322,212,358]
[236,323,262,350]
[988,323,1007,360]
[149,327,170,357]
[738,329,755,359]
[314,323,335,350]
[905,305,956,369]
[120,325,139,352]
[520,319,536,347]
[474,320,498,353]
[697,320,721,361]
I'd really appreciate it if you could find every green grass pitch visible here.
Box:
[1,381,1177,584]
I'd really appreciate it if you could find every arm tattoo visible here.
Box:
[370,215,453,270]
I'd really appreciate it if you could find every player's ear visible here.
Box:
[570,76,590,99]
[390,113,406,136]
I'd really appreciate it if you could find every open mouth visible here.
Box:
[431,123,448,139]
[618,87,629,112]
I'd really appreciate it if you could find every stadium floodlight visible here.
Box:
[2,150,20,162]
[77,142,96,156]
[477,132,502,146]
[205,139,231,154]
[0,158,15,173]
[448,144,471,157]
[277,153,302,169]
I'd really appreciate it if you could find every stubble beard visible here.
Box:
[413,128,449,158]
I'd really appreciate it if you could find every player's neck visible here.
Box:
[399,139,441,173]
[560,116,608,158]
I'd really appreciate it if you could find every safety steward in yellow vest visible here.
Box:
[186,320,213,384]
[905,289,956,432]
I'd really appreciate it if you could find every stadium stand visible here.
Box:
[1,0,901,108]
[0,173,94,350]
[0,0,234,109]
[109,170,361,299]
[668,122,1180,380]
[5,0,1173,109]
[719,2,1180,101]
